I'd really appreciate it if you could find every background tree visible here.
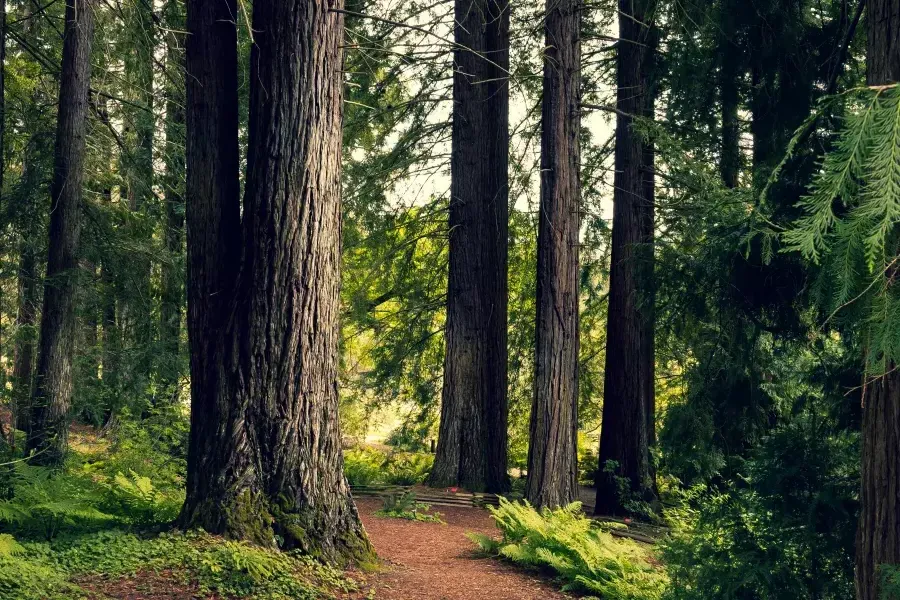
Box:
[27,0,97,465]
[526,0,581,509]
[595,0,658,516]
[429,0,510,494]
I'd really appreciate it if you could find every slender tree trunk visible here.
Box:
[123,0,155,384]
[13,242,38,433]
[525,0,581,509]
[159,0,185,399]
[429,0,510,494]
[28,0,96,466]
[595,0,658,516]
[719,33,741,189]
[100,189,120,407]
[855,4,900,598]
[178,0,244,532]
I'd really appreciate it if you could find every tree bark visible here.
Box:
[179,0,244,533]
[595,0,658,516]
[159,0,185,399]
[429,0,510,494]
[180,0,371,563]
[855,3,900,597]
[525,0,581,509]
[27,0,96,466]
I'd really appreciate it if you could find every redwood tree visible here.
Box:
[855,3,900,598]
[429,0,510,494]
[180,0,371,562]
[525,0,581,509]
[28,0,97,465]
[595,0,658,516]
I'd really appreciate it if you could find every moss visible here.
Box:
[222,489,275,547]
[271,494,376,567]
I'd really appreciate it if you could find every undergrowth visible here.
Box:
[374,491,444,524]
[0,529,357,599]
[469,498,666,600]
[0,413,360,599]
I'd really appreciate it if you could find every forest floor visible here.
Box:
[351,497,569,600]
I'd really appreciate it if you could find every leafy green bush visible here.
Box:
[343,447,433,486]
[469,498,666,600]
[660,416,858,600]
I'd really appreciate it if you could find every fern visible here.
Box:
[473,498,667,600]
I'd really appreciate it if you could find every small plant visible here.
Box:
[375,491,444,524]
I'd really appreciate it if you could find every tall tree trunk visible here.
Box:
[181,0,372,563]
[855,4,900,598]
[123,0,155,386]
[159,0,185,400]
[525,0,581,509]
[229,0,369,560]
[595,0,658,516]
[28,0,96,466]
[179,0,243,532]
[429,0,510,494]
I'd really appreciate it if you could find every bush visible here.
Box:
[343,447,433,486]
[660,417,858,600]
[469,498,666,600]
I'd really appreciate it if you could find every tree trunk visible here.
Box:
[595,0,657,516]
[159,0,185,399]
[179,0,370,563]
[525,0,580,509]
[13,241,38,433]
[855,3,900,597]
[719,32,741,189]
[179,0,244,533]
[122,0,155,385]
[28,0,96,466]
[429,0,510,494]
[223,0,369,560]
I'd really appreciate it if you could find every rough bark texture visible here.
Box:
[28,0,96,466]
[856,3,900,597]
[525,0,580,510]
[179,0,244,533]
[159,1,185,397]
[595,0,657,516]
[228,0,370,561]
[181,0,371,563]
[429,0,510,494]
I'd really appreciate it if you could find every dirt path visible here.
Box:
[353,497,569,600]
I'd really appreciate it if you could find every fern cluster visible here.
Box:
[781,84,900,370]
[468,498,666,600]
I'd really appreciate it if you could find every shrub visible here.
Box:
[343,447,433,486]
[469,498,666,600]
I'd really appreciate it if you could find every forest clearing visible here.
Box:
[0,0,898,598]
